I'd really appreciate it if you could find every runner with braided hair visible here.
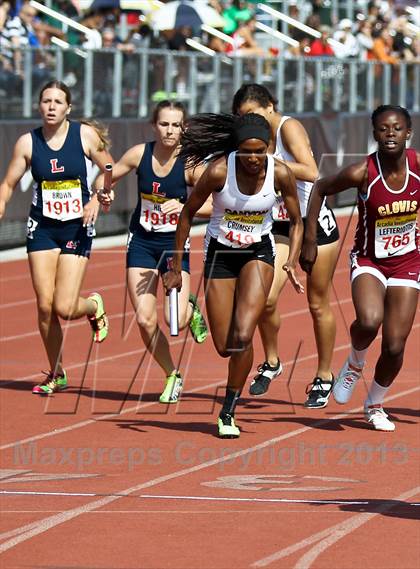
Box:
[164,112,304,438]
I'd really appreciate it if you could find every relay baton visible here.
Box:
[169,288,179,336]
[102,163,113,213]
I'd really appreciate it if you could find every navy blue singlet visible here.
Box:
[30,121,90,223]
[129,142,188,234]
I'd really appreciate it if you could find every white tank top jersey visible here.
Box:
[206,151,277,249]
[273,115,314,220]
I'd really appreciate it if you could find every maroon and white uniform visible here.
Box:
[350,148,420,289]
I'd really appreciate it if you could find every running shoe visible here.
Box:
[159,371,183,403]
[218,412,240,438]
[249,359,282,396]
[364,405,395,432]
[304,376,334,409]
[32,370,68,394]
[189,294,208,344]
[333,358,363,404]
[87,292,109,343]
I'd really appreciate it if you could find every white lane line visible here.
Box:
[0,490,370,505]
[2,319,419,450]
[0,339,365,452]
[0,293,352,342]
[251,486,420,569]
[0,384,418,552]
[0,264,351,311]
[4,491,416,509]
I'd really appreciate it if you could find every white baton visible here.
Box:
[169,288,179,336]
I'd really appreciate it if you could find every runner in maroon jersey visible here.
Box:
[300,105,419,431]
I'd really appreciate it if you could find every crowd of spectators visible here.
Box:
[0,0,419,101]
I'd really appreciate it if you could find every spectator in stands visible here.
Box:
[310,0,332,26]
[0,1,21,96]
[333,18,359,58]
[223,0,253,35]
[356,19,374,60]
[372,27,398,64]
[309,25,335,57]
[226,15,265,57]
[286,35,312,58]
[80,10,103,49]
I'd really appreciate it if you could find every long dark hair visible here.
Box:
[232,83,278,115]
[179,113,270,168]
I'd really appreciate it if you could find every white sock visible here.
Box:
[365,379,390,407]
[349,346,367,369]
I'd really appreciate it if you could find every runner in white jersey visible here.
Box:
[232,83,340,409]
[164,112,304,439]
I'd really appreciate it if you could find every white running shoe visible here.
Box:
[364,405,395,432]
[333,358,363,404]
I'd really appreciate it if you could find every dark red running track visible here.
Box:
[0,215,419,569]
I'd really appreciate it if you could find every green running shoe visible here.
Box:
[88,292,109,343]
[32,370,68,394]
[159,371,183,403]
[218,413,240,438]
[189,294,208,344]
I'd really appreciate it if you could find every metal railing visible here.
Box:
[0,47,418,119]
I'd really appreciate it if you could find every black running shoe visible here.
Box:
[249,359,283,396]
[304,376,334,409]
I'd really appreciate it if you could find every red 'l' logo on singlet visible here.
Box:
[152,181,166,196]
[50,159,65,173]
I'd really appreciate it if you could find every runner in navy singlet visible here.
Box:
[96,101,210,404]
[0,81,114,394]
[163,112,304,438]
[232,84,339,409]
[300,105,419,432]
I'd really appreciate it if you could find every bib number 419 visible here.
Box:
[224,230,254,247]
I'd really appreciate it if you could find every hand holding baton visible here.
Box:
[102,163,113,213]
[169,288,179,336]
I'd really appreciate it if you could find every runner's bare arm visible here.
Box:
[279,119,318,182]
[275,161,304,293]
[163,159,226,291]
[95,144,146,206]
[185,163,213,218]
[300,160,367,274]
[0,133,32,220]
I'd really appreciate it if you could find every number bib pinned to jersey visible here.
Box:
[41,180,83,221]
[272,197,289,221]
[218,212,264,248]
[375,214,417,258]
[140,193,179,232]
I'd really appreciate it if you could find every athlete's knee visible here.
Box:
[214,343,230,358]
[37,298,54,321]
[356,312,382,336]
[382,337,406,360]
[264,295,278,314]
[308,298,326,320]
[136,313,157,335]
[232,329,253,352]
[53,298,77,320]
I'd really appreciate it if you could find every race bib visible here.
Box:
[140,193,179,232]
[375,214,417,258]
[273,197,289,221]
[26,216,38,239]
[318,207,337,237]
[41,179,83,221]
[218,212,264,248]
